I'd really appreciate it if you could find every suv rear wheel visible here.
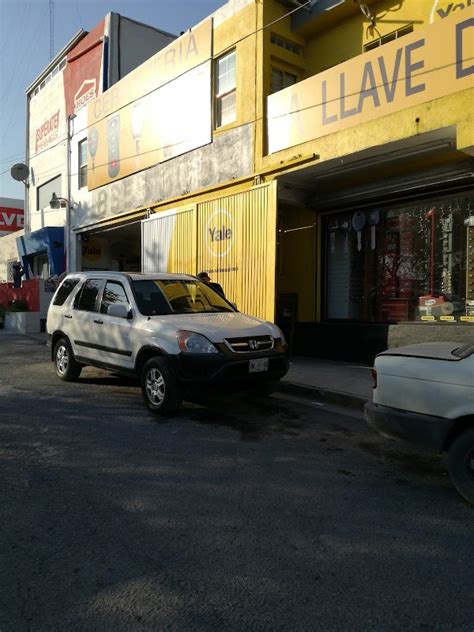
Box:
[54,337,82,381]
[448,427,474,504]
[141,357,182,415]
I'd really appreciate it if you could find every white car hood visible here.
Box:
[149,311,278,342]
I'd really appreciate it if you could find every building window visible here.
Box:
[37,175,62,210]
[215,50,236,128]
[270,33,303,56]
[364,24,414,52]
[79,139,87,189]
[30,58,66,99]
[271,67,297,94]
[323,193,474,323]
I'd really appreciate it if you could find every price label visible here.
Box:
[460,316,474,322]
[420,316,435,321]
[439,316,455,322]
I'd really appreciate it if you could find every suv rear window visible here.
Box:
[74,279,102,312]
[53,278,80,306]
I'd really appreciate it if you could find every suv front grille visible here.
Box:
[224,335,274,353]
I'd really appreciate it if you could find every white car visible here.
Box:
[365,342,474,504]
[47,272,289,414]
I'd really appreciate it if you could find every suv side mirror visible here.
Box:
[107,303,130,319]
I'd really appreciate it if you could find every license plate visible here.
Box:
[249,358,269,373]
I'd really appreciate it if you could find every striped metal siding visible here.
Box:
[197,182,277,321]
[141,206,196,273]
[167,206,196,275]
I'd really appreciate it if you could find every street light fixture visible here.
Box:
[49,192,71,272]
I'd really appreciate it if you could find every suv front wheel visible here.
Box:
[54,337,82,381]
[141,357,182,415]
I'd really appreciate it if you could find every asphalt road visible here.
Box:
[0,334,472,632]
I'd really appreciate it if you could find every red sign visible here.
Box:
[0,206,24,232]
[35,111,60,153]
[64,20,105,117]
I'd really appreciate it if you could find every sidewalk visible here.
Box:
[0,330,372,409]
[280,356,373,410]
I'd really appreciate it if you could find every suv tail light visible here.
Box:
[370,368,377,389]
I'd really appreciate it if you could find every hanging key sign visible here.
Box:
[328,218,338,254]
[340,217,351,254]
[352,211,366,251]
[368,210,380,250]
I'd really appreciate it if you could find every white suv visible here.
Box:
[47,272,289,414]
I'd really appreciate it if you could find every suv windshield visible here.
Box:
[133,279,235,315]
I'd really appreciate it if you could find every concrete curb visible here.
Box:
[278,380,367,411]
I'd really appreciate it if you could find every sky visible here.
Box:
[0,0,224,200]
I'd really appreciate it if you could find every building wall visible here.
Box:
[81,123,253,226]
[77,0,259,226]
[107,13,176,86]
[261,1,473,169]
[0,230,24,283]
[28,69,68,233]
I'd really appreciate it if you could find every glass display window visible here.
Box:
[323,192,474,323]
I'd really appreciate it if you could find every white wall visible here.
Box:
[28,70,68,233]
[0,230,24,282]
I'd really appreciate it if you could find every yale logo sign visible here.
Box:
[206,210,234,258]
[82,239,102,262]
[267,7,473,154]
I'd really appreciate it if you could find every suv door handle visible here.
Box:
[94,319,104,325]
[64,314,72,319]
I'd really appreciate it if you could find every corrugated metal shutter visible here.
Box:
[141,206,196,273]
[197,182,277,321]
[317,163,474,211]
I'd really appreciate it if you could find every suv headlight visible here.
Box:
[177,330,218,354]
[277,328,287,348]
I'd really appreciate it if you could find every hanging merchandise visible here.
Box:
[340,217,351,254]
[368,210,380,250]
[328,217,339,254]
[352,211,366,251]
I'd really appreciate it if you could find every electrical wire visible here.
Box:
[17,2,473,185]
[25,50,471,187]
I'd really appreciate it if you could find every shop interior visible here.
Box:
[274,131,474,358]
[79,221,141,272]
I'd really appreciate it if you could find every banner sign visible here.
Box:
[87,19,212,189]
[0,206,24,232]
[267,7,474,154]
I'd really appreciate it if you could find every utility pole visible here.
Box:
[49,0,54,59]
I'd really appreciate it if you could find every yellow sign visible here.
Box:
[439,315,455,321]
[421,315,436,321]
[82,238,102,262]
[267,7,474,153]
[460,315,474,322]
[87,19,212,189]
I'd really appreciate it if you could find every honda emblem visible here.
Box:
[249,340,258,350]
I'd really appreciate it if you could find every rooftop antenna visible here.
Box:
[49,0,54,59]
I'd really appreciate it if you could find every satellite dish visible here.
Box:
[11,163,30,182]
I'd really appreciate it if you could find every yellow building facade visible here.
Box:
[82,0,473,359]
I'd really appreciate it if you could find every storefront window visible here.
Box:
[324,193,474,323]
